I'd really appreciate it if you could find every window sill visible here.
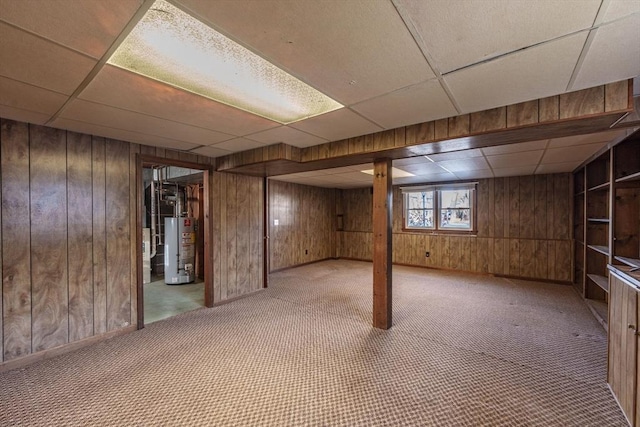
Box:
[401,228,477,237]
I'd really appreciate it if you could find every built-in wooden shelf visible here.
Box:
[587,274,609,293]
[587,218,610,223]
[615,171,640,183]
[585,298,608,331]
[588,182,610,192]
[587,245,610,256]
[614,256,640,271]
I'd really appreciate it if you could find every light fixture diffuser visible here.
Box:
[107,0,343,124]
[361,167,415,178]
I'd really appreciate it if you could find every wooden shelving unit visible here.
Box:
[573,167,586,295]
[584,150,611,321]
[612,131,640,283]
[574,129,640,331]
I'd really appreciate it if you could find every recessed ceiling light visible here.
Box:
[107,0,343,124]
[361,167,415,178]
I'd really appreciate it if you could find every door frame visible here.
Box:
[136,154,214,329]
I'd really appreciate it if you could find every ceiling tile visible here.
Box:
[547,129,626,148]
[332,172,374,183]
[0,0,143,59]
[492,166,537,177]
[394,173,457,185]
[393,156,433,167]
[289,108,382,141]
[541,142,605,164]
[79,65,281,136]
[535,162,581,174]
[60,99,234,146]
[426,148,484,161]
[399,162,449,175]
[453,169,494,180]
[50,117,200,151]
[0,76,68,116]
[481,140,548,155]
[444,32,588,113]
[351,79,458,129]
[246,126,328,148]
[211,138,267,152]
[571,14,640,91]
[177,0,434,105]
[437,157,490,172]
[190,145,234,158]
[0,22,96,94]
[0,105,51,125]
[599,0,640,23]
[393,0,599,73]
[487,151,544,168]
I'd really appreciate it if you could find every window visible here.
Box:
[402,183,476,232]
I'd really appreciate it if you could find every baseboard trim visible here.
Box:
[269,257,337,273]
[213,288,264,307]
[335,257,572,285]
[0,324,137,373]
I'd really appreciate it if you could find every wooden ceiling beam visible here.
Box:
[216,80,633,177]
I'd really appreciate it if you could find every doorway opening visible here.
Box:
[137,156,212,327]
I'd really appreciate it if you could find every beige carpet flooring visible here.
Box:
[0,260,627,426]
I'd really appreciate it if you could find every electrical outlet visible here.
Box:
[425,251,430,258]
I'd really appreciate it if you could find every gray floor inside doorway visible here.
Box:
[144,277,205,324]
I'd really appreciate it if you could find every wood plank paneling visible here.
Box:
[559,86,604,119]
[212,172,221,302]
[507,100,539,127]
[519,176,534,239]
[268,180,334,271]
[448,114,470,138]
[105,139,130,331]
[30,125,68,352]
[405,122,435,145]
[92,136,107,335]
[129,143,139,326]
[226,174,237,298]
[470,107,506,133]
[539,96,559,122]
[534,175,548,239]
[339,173,572,282]
[508,177,519,238]
[236,175,250,295]
[67,132,93,342]
[249,177,261,291]
[1,119,32,360]
[605,80,629,112]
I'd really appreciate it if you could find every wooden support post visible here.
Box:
[373,159,392,329]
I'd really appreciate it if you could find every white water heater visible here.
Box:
[164,217,196,284]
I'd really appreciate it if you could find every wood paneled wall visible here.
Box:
[268,180,335,271]
[211,172,264,300]
[0,118,264,366]
[338,174,572,282]
[1,120,133,362]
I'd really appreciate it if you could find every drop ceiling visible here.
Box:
[271,129,632,188]
[0,0,639,187]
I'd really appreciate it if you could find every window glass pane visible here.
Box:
[440,208,471,229]
[440,189,470,209]
[407,191,433,209]
[407,209,434,228]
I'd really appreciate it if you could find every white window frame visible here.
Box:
[401,183,476,232]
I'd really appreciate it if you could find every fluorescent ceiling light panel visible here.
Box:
[361,167,415,178]
[107,0,343,124]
